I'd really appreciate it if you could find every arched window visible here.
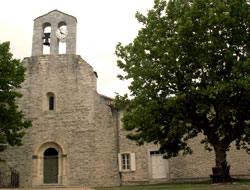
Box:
[42,22,51,54]
[46,92,55,111]
[49,96,54,110]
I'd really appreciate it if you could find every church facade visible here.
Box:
[0,10,249,188]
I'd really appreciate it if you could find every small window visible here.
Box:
[49,96,54,110]
[122,154,130,170]
[46,92,55,111]
[118,153,136,172]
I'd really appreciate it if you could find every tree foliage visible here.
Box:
[0,42,31,155]
[115,0,250,168]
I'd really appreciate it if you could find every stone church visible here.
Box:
[0,10,249,188]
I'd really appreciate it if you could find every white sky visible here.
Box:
[0,0,154,98]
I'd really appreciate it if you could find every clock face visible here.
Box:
[56,28,68,42]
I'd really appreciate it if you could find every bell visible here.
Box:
[43,33,50,46]
[43,39,50,46]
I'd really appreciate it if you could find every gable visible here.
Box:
[34,9,77,22]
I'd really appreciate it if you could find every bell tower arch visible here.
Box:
[31,10,77,56]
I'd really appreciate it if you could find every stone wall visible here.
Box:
[93,95,120,187]
[0,55,119,188]
[168,135,250,181]
[116,111,250,184]
[115,111,152,185]
[0,163,12,188]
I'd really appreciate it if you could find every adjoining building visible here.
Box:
[0,10,249,188]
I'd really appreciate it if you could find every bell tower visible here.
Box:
[31,10,77,56]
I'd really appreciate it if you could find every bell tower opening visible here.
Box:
[57,22,67,54]
[42,23,51,54]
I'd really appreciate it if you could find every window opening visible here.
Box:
[46,92,55,111]
[118,153,136,172]
[49,96,54,110]
[122,154,130,170]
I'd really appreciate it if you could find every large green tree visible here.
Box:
[115,0,250,175]
[0,42,31,156]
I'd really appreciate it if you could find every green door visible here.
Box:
[43,148,58,184]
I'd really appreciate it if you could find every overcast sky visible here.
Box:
[0,0,154,98]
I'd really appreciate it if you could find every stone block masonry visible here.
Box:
[0,54,119,188]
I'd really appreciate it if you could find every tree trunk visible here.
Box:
[210,145,231,183]
[215,145,227,167]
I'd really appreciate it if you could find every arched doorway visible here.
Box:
[43,148,58,184]
[33,141,67,186]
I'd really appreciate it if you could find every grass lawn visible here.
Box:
[94,180,250,190]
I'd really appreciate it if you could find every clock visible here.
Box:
[56,28,68,42]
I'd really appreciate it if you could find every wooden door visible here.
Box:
[43,148,58,184]
[44,156,58,183]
